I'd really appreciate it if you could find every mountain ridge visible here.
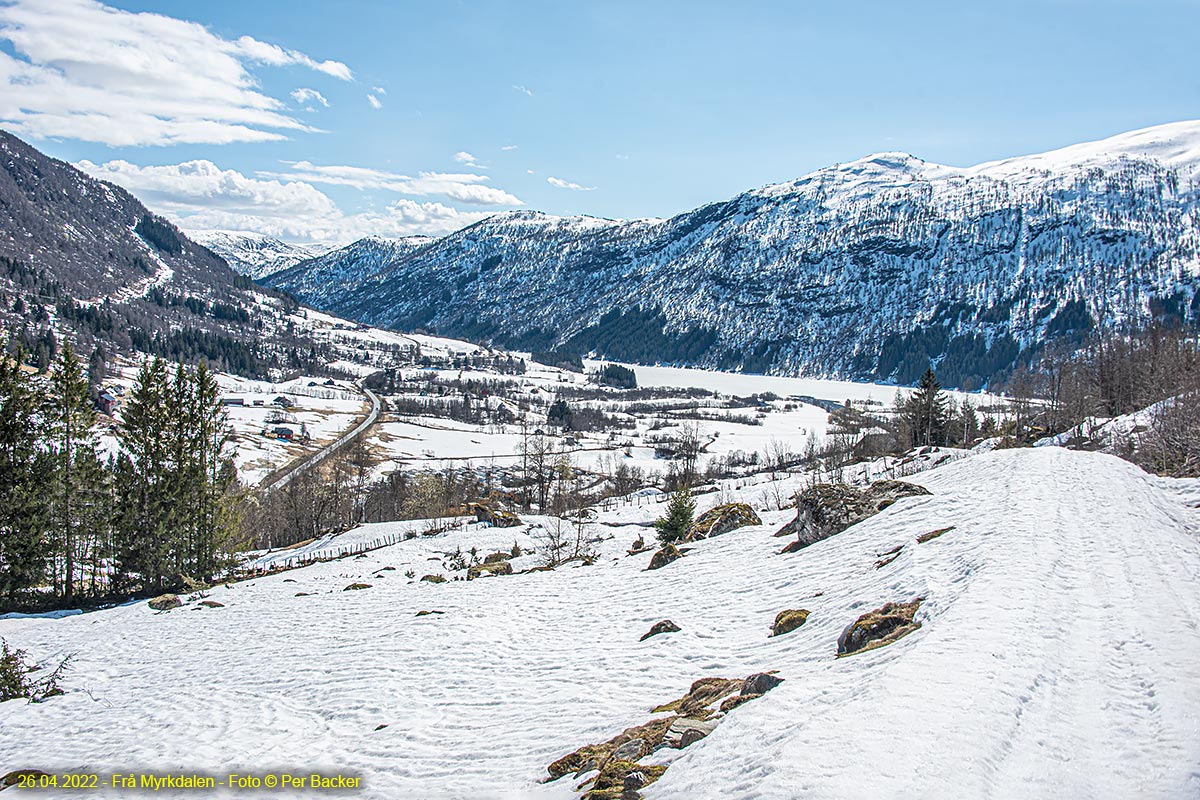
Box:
[265,120,1200,389]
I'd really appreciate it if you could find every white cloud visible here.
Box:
[501,145,518,151]
[367,93,383,110]
[231,35,351,80]
[454,151,480,167]
[0,0,351,146]
[548,176,596,191]
[616,154,630,160]
[512,84,533,97]
[75,158,488,244]
[261,162,523,206]
[372,86,386,95]
[291,88,328,108]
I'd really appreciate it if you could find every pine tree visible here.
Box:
[903,367,949,447]
[654,487,695,545]
[46,341,99,599]
[0,352,51,599]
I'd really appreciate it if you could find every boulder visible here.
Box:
[684,503,762,541]
[771,609,810,636]
[483,551,511,564]
[741,672,784,695]
[420,574,446,584]
[343,583,372,591]
[837,599,924,657]
[471,502,522,528]
[663,717,717,749]
[467,560,513,579]
[148,594,181,611]
[639,619,681,641]
[719,693,760,712]
[782,480,931,553]
[647,544,682,571]
[415,609,444,616]
[198,600,225,608]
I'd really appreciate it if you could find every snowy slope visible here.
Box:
[266,120,1200,388]
[2,447,1199,798]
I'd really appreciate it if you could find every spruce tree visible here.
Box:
[654,487,695,545]
[46,341,98,599]
[0,352,51,599]
[904,367,949,447]
[115,357,171,593]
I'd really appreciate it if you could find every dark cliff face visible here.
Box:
[263,126,1200,388]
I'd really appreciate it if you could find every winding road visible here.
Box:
[258,382,381,495]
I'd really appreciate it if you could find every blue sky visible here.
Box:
[1,0,1196,243]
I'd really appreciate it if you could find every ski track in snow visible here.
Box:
[1,448,1199,799]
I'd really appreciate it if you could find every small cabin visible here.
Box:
[272,396,294,409]
[273,426,295,441]
[220,397,245,406]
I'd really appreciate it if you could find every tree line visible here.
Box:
[0,346,242,609]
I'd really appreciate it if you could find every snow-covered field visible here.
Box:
[3,447,1199,798]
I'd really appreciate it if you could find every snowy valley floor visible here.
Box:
[2,448,1200,799]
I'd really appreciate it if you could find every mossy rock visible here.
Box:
[198,600,225,608]
[2,771,49,789]
[651,676,741,716]
[415,609,444,616]
[771,609,810,636]
[483,551,511,564]
[837,599,924,657]
[719,692,761,712]
[916,525,955,544]
[295,592,312,596]
[343,583,372,591]
[148,593,181,611]
[685,502,762,542]
[874,544,903,569]
[471,502,522,528]
[585,760,667,798]
[420,574,447,584]
[647,544,682,571]
[467,560,513,579]
[547,717,678,780]
[784,480,931,554]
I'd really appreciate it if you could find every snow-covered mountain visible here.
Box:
[266,121,1200,389]
[189,231,328,280]
[264,234,434,301]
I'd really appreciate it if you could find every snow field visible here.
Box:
[2,448,1199,798]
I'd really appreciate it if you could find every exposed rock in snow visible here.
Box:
[783,479,932,553]
[684,502,762,541]
[836,599,924,657]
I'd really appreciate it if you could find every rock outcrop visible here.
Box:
[470,503,522,528]
[647,544,682,571]
[467,561,513,579]
[837,599,924,657]
[684,503,762,541]
[781,480,931,553]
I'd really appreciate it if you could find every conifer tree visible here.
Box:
[654,487,695,545]
[0,351,51,599]
[46,341,99,599]
[115,357,171,593]
[903,367,949,447]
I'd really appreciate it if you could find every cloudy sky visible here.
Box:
[1,0,1196,244]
